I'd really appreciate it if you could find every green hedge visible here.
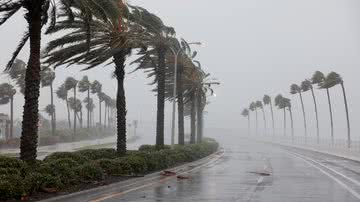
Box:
[0,139,218,201]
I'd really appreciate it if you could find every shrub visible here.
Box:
[44,152,89,164]
[138,145,171,152]
[75,163,105,182]
[117,155,147,175]
[95,159,131,176]
[75,148,118,160]
[39,158,80,187]
[0,155,25,168]
[0,174,24,200]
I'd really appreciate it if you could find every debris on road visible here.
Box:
[249,171,271,176]
[177,175,191,180]
[161,170,177,176]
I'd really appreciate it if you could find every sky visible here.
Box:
[1,0,360,144]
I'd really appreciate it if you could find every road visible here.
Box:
[43,134,360,202]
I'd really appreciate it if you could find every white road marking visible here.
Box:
[288,152,360,200]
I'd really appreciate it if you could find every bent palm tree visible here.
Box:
[290,84,307,141]
[263,95,274,135]
[83,97,95,128]
[78,76,91,129]
[0,83,16,140]
[40,67,56,136]
[242,109,250,135]
[56,84,71,129]
[275,94,286,136]
[91,80,102,127]
[249,102,257,135]
[283,97,294,139]
[65,77,78,139]
[322,72,351,148]
[302,79,320,144]
[256,101,266,135]
[312,71,334,145]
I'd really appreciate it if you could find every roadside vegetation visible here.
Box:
[0,139,219,201]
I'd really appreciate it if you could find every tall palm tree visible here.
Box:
[249,102,257,135]
[7,59,26,95]
[40,67,56,136]
[275,94,286,136]
[91,80,102,127]
[263,95,275,135]
[0,0,102,163]
[312,71,334,145]
[301,79,320,144]
[68,97,83,129]
[283,97,294,139]
[322,72,351,148]
[0,83,16,140]
[78,76,92,129]
[44,1,137,155]
[130,6,176,147]
[65,77,78,139]
[290,84,307,141]
[241,109,250,134]
[56,84,71,129]
[256,101,266,135]
[83,97,95,128]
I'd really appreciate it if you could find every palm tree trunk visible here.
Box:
[283,108,286,136]
[50,83,55,136]
[66,96,71,129]
[255,109,258,135]
[99,100,102,128]
[310,88,320,144]
[289,108,294,140]
[270,101,275,135]
[190,91,196,144]
[104,103,107,128]
[177,67,185,145]
[156,47,166,147]
[196,93,203,143]
[299,92,307,142]
[87,89,90,129]
[10,97,13,139]
[114,52,127,155]
[326,89,334,145]
[341,82,351,148]
[261,108,267,135]
[73,87,77,139]
[20,4,42,163]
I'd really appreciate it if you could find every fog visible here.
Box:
[1,0,360,143]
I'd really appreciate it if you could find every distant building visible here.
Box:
[0,113,9,140]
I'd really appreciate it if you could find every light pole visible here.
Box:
[169,42,201,145]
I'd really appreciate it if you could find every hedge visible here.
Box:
[0,138,219,201]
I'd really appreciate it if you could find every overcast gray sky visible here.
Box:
[1,0,360,143]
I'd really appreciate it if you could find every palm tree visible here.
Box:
[78,76,92,129]
[256,101,266,135]
[83,97,95,128]
[249,102,257,135]
[0,0,99,163]
[7,59,26,95]
[275,94,286,136]
[68,97,83,129]
[283,97,294,139]
[290,84,308,141]
[322,72,351,148]
[44,1,136,155]
[0,83,16,140]
[65,77,78,138]
[301,79,320,144]
[130,7,176,147]
[40,67,56,136]
[312,71,334,145]
[263,95,275,135]
[91,80,102,128]
[241,109,250,134]
[56,84,71,129]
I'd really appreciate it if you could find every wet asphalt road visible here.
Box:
[94,135,360,202]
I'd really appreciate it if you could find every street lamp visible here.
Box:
[169,42,202,145]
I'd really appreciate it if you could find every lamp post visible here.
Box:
[169,42,202,145]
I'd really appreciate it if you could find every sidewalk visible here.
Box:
[251,135,360,162]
